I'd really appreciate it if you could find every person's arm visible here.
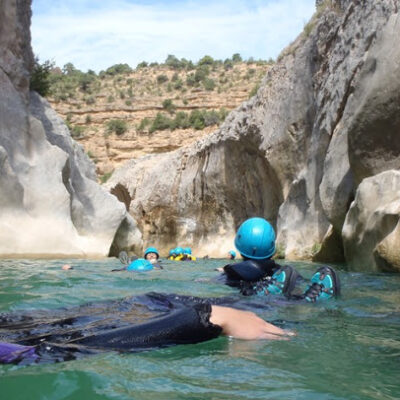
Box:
[209,305,294,340]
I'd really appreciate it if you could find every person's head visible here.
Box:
[227,250,236,260]
[144,247,159,264]
[183,247,192,255]
[234,217,276,260]
[169,249,176,257]
[175,247,184,256]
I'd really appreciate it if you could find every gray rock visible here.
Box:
[108,0,400,265]
[0,0,142,257]
[342,170,400,272]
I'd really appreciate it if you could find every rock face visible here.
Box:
[0,0,142,257]
[342,171,400,272]
[107,0,400,271]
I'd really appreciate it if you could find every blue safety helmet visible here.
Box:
[183,247,192,255]
[127,258,153,271]
[234,217,276,260]
[175,247,184,255]
[228,250,236,259]
[169,249,175,256]
[144,247,159,259]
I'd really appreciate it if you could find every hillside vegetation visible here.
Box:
[39,54,272,179]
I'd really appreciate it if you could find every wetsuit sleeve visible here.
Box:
[72,303,222,351]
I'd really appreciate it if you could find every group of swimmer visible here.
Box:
[0,217,340,365]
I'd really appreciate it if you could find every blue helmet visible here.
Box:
[175,247,184,255]
[234,217,276,260]
[183,247,192,255]
[228,250,236,259]
[169,249,175,256]
[127,258,153,271]
[144,247,159,259]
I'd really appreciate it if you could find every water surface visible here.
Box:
[0,258,399,400]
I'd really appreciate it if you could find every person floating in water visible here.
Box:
[0,292,293,365]
[144,247,163,269]
[218,217,340,302]
[111,248,162,272]
[227,250,236,260]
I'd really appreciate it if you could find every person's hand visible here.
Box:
[209,305,295,340]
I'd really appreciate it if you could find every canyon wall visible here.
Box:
[107,0,400,271]
[0,0,142,257]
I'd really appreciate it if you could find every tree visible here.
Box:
[30,57,54,96]
[232,53,242,63]
[198,55,214,66]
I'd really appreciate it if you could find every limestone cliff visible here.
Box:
[107,0,400,271]
[0,0,142,257]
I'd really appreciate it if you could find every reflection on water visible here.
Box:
[0,258,399,400]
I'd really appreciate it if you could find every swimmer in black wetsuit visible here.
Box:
[218,218,340,302]
[0,293,293,365]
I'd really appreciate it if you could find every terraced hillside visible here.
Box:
[44,56,272,179]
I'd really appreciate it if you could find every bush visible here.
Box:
[149,113,172,133]
[85,115,91,124]
[137,117,151,132]
[194,65,209,82]
[162,99,175,113]
[198,55,214,66]
[85,96,95,105]
[232,53,242,63]
[173,111,190,129]
[186,73,196,87]
[157,74,168,84]
[203,78,215,91]
[107,95,115,103]
[106,119,128,135]
[30,57,54,96]
[173,79,183,90]
[136,61,148,69]
[70,125,85,138]
[99,170,114,184]
[125,100,132,106]
[105,63,132,75]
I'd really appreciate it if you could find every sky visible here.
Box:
[31,0,316,72]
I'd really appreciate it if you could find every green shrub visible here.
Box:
[173,111,190,129]
[173,79,183,90]
[162,99,175,113]
[171,72,179,82]
[157,74,168,84]
[136,61,148,69]
[30,57,54,96]
[203,78,215,91]
[119,90,125,99]
[137,117,151,132]
[186,73,196,87]
[105,63,132,75]
[70,125,85,138]
[249,82,260,98]
[198,55,214,66]
[99,170,114,184]
[125,100,132,106]
[232,53,242,63]
[85,115,91,124]
[107,95,114,103]
[149,113,172,133]
[85,96,95,105]
[106,119,128,135]
[194,65,209,82]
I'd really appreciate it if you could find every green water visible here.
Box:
[0,258,399,400]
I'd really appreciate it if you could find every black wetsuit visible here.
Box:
[219,259,305,297]
[0,293,224,365]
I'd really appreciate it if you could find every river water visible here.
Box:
[0,258,399,400]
